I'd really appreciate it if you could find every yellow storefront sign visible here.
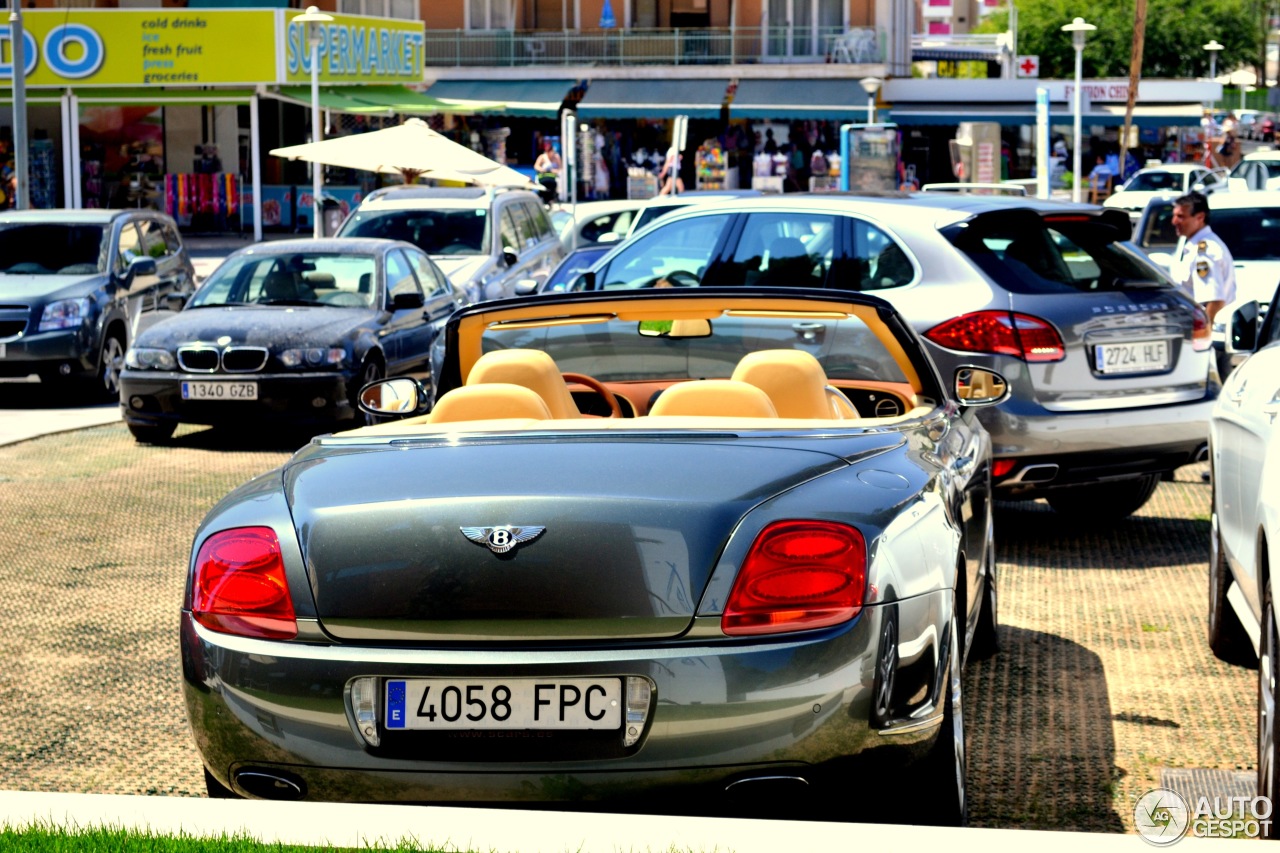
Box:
[0,10,423,87]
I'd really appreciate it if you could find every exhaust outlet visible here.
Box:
[1016,463,1059,484]
[234,768,306,800]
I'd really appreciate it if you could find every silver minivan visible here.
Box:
[577,193,1216,520]
[337,186,565,303]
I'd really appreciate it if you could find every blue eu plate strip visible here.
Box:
[386,680,406,729]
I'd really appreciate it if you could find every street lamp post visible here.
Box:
[1062,17,1096,203]
[1204,39,1223,111]
[293,6,333,239]
[859,77,882,124]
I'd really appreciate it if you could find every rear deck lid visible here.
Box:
[285,435,849,642]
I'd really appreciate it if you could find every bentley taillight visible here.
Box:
[925,311,1066,362]
[723,521,867,636]
[191,527,297,640]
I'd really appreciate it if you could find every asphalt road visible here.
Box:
[0,417,1256,835]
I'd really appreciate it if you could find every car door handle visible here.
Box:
[793,322,825,341]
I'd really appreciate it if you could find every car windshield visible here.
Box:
[481,309,909,385]
[544,248,609,292]
[1234,160,1280,179]
[1123,172,1185,192]
[190,252,378,308]
[339,209,489,256]
[1211,208,1280,261]
[0,223,105,275]
[950,211,1171,294]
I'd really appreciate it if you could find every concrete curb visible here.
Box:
[0,790,1235,851]
[0,403,121,448]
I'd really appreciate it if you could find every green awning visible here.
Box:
[272,85,498,115]
[424,79,578,117]
[575,79,729,119]
[730,79,867,120]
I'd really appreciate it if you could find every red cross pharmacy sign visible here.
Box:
[1017,55,1040,78]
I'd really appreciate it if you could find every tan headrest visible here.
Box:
[428,384,552,424]
[732,349,850,419]
[648,380,778,418]
[466,349,581,419]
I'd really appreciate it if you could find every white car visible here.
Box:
[1102,164,1224,220]
[1227,150,1280,192]
[549,199,645,253]
[1207,277,1280,821]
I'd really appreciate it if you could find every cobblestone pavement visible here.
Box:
[0,423,1255,833]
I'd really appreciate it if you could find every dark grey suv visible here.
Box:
[0,209,196,398]
[577,193,1215,519]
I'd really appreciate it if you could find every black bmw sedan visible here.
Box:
[119,238,462,443]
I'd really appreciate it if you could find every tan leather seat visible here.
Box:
[428,384,552,424]
[732,349,859,419]
[648,380,778,418]
[465,349,582,419]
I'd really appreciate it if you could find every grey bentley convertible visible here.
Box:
[181,287,1006,824]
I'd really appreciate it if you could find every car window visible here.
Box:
[1212,208,1280,261]
[510,203,539,248]
[579,211,629,244]
[525,202,554,240]
[1137,201,1177,249]
[161,222,184,256]
[339,209,488,256]
[950,211,1170,294]
[116,222,144,272]
[0,223,104,274]
[387,250,420,304]
[719,212,836,288]
[850,220,915,291]
[499,208,522,252]
[596,213,734,289]
[137,219,170,260]
[1124,172,1182,192]
[408,249,450,298]
[189,252,376,308]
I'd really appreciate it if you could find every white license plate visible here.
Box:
[1094,340,1169,374]
[385,678,622,731]
[180,381,259,400]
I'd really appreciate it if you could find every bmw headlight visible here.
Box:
[38,298,92,332]
[124,347,176,370]
[280,347,345,368]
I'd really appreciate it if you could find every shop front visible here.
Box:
[0,8,427,238]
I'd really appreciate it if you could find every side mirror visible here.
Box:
[1226,300,1261,354]
[502,247,519,267]
[128,257,158,279]
[358,377,429,417]
[577,269,596,290]
[391,291,425,311]
[164,293,188,312]
[513,279,539,296]
[954,367,1010,406]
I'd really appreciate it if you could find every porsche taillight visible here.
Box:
[191,527,297,640]
[1192,303,1211,352]
[722,521,867,636]
[925,311,1066,362]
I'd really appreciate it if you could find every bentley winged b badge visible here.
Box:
[460,525,546,555]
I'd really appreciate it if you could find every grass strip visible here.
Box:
[0,822,454,852]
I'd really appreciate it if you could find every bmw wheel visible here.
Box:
[1208,508,1251,664]
[127,421,177,445]
[1260,580,1278,836]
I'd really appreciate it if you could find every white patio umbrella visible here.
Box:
[269,118,537,188]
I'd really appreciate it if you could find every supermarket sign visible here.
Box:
[0,10,423,87]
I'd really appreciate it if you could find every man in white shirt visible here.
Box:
[1170,191,1235,323]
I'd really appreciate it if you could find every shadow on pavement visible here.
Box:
[165,423,330,454]
[965,625,1124,832]
[994,502,1210,571]
[0,382,113,411]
